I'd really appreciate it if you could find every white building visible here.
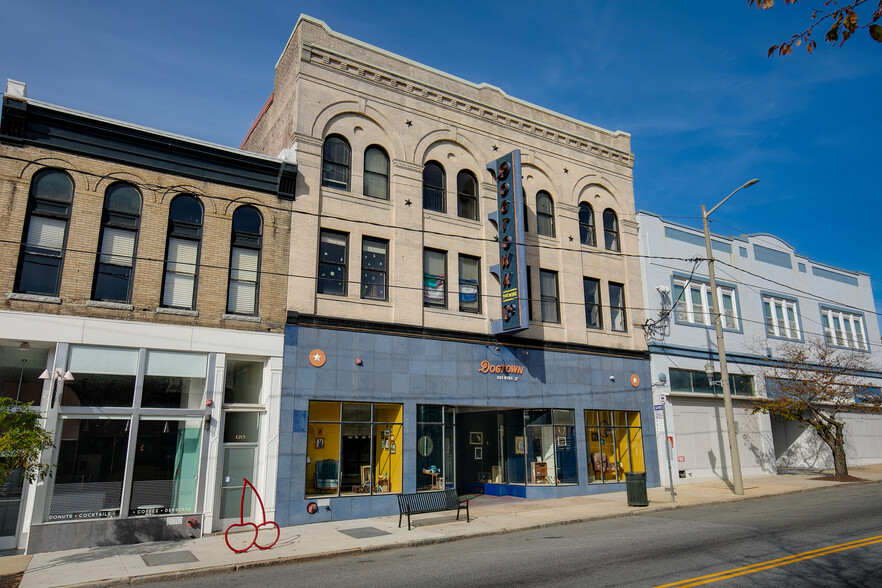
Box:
[637,211,882,487]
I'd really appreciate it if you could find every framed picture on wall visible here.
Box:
[469,432,483,445]
[591,432,599,442]
[474,447,483,460]
[515,436,525,454]
[557,436,567,447]
[315,438,324,449]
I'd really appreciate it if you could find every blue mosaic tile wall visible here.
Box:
[277,325,656,526]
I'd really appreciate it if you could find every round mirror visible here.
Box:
[417,435,434,457]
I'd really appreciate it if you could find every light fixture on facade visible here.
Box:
[19,342,30,351]
[39,367,75,408]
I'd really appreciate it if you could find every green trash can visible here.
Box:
[625,472,648,507]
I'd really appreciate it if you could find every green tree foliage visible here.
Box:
[749,0,882,55]
[752,337,882,476]
[0,397,53,485]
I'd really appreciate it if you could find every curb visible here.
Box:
[48,479,882,588]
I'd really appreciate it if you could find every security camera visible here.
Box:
[609,375,616,381]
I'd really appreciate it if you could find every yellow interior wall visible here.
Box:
[306,401,404,495]
[374,423,403,493]
[629,427,645,471]
[309,401,340,421]
[305,422,341,493]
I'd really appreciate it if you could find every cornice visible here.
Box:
[302,44,635,170]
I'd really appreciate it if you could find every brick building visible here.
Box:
[0,80,293,551]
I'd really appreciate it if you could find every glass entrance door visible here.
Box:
[0,469,24,550]
[218,412,259,528]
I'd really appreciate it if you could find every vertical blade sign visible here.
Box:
[487,150,529,334]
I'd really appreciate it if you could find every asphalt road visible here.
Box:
[157,483,882,587]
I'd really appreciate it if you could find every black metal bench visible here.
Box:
[397,489,469,530]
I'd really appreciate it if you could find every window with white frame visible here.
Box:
[821,308,867,350]
[763,296,800,340]
[672,278,738,329]
[50,346,208,522]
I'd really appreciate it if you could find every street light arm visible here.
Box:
[705,179,760,219]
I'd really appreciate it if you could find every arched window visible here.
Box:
[15,169,74,296]
[322,135,351,190]
[603,208,620,252]
[227,206,262,315]
[423,161,445,213]
[363,145,389,199]
[579,202,596,247]
[457,170,478,220]
[92,182,142,303]
[161,195,203,309]
[536,191,555,237]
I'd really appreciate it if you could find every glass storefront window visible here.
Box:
[416,405,455,492]
[0,345,48,405]
[129,418,201,516]
[48,345,210,524]
[523,408,576,485]
[306,401,403,497]
[64,346,139,407]
[141,350,206,409]
[224,360,263,404]
[585,410,645,483]
[49,418,128,521]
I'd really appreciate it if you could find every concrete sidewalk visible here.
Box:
[11,464,882,588]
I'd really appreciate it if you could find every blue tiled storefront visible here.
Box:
[276,325,656,526]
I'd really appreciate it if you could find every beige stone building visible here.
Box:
[241,17,657,528]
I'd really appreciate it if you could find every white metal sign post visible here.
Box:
[657,400,675,503]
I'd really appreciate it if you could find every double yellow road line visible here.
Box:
[655,534,882,587]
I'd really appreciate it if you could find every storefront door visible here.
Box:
[217,411,260,528]
[0,470,24,550]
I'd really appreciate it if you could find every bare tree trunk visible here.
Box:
[832,425,849,477]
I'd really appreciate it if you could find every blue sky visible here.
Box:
[3,1,881,327]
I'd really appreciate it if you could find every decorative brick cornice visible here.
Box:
[302,45,634,169]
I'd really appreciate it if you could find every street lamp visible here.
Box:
[702,178,758,496]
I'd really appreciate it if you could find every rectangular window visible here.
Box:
[525,409,577,485]
[608,282,626,332]
[93,227,137,303]
[669,368,754,396]
[50,418,129,521]
[48,346,209,523]
[526,265,533,321]
[416,405,455,492]
[458,255,480,313]
[539,269,560,323]
[128,418,202,516]
[317,230,348,296]
[361,237,388,301]
[672,277,738,329]
[18,216,68,296]
[583,277,602,330]
[423,248,446,307]
[821,308,867,350]
[162,237,198,309]
[585,410,644,484]
[763,296,800,340]
[306,401,403,497]
[227,247,259,315]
